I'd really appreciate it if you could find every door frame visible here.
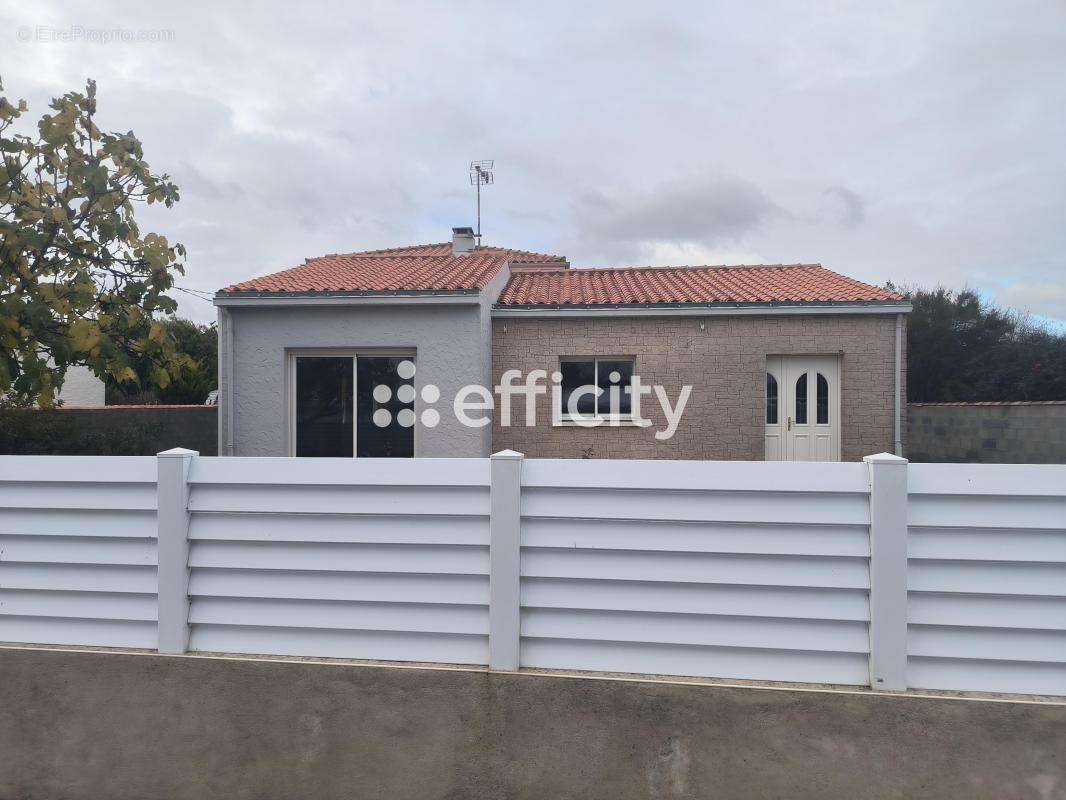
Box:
[285,348,417,458]
[765,354,842,462]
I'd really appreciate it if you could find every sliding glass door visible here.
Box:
[293,354,414,458]
[295,357,353,457]
[355,356,414,458]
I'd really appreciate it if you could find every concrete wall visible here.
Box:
[908,402,1066,463]
[492,314,905,461]
[0,647,1062,800]
[221,300,497,457]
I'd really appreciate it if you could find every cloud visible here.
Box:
[177,162,245,201]
[0,1,1062,323]
[995,281,1066,325]
[572,175,779,259]
[643,242,767,267]
[821,186,865,228]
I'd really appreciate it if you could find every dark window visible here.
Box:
[816,373,829,425]
[295,355,415,458]
[597,359,634,415]
[356,356,414,458]
[795,373,808,424]
[295,357,353,457]
[766,373,778,424]
[560,360,597,416]
[560,358,635,417]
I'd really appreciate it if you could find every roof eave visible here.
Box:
[214,288,482,307]
[491,300,913,318]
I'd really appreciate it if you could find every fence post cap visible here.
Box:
[863,452,908,465]
[158,447,200,457]
[491,449,524,460]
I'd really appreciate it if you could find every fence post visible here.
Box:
[157,447,198,654]
[864,452,909,691]
[489,449,523,671]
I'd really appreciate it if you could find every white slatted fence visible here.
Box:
[184,456,491,664]
[0,456,158,648]
[906,464,1066,695]
[517,459,874,685]
[1,451,1063,696]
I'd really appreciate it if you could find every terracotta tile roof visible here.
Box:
[498,264,902,307]
[220,243,566,295]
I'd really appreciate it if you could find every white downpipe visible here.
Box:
[894,313,903,456]
[218,307,235,456]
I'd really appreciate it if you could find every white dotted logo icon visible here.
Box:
[372,360,441,428]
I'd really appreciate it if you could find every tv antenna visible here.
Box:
[469,160,494,241]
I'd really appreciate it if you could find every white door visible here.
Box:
[765,356,841,461]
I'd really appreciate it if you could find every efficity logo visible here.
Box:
[373,361,691,441]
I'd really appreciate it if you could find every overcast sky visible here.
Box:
[3,1,1065,325]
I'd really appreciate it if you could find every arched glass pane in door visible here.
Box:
[795,373,808,424]
[817,373,829,425]
[765,373,778,424]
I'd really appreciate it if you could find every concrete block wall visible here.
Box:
[908,402,1066,463]
[492,314,904,461]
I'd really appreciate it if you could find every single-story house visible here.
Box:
[214,227,910,461]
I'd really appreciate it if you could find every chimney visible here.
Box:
[452,226,476,256]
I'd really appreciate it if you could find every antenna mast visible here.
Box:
[469,160,494,241]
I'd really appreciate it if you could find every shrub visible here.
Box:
[0,405,163,455]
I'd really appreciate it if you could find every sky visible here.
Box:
[2,1,1065,326]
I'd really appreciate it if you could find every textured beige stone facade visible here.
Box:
[491,314,906,461]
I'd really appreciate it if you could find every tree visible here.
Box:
[892,285,1066,402]
[155,318,216,404]
[108,317,217,405]
[0,78,190,406]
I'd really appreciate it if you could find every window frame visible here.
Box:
[816,372,830,426]
[794,372,808,425]
[286,348,417,457]
[765,371,779,425]
[553,355,638,426]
